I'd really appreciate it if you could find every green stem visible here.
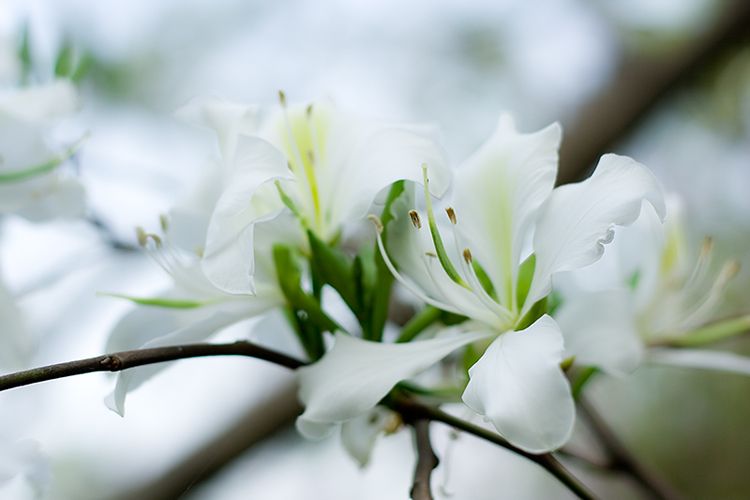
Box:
[397,307,442,343]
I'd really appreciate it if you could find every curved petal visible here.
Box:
[526,154,666,312]
[462,315,574,453]
[555,289,643,375]
[176,96,259,162]
[296,330,491,438]
[105,304,272,416]
[202,136,292,294]
[0,80,78,121]
[453,114,561,309]
[325,122,451,231]
[647,348,750,376]
[340,407,400,467]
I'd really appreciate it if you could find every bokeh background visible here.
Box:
[0,0,749,498]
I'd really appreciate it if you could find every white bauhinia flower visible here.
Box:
[180,95,450,294]
[556,196,748,376]
[102,108,302,415]
[299,113,665,453]
[0,80,85,221]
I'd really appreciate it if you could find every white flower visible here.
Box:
[556,196,748,376]
[180,95,450,294]
[0,80,85,221]
[299,113,665,453]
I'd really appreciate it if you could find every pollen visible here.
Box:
[446,207,457,225]
[463,248,473,264]
[409,210,422,229]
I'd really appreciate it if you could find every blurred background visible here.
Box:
[0,0,748,498]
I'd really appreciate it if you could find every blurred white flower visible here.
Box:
[299,114,665,453]
[0,436,49,499]
[180,95,450,294]
[0,80,85,221]
[557,195,748,376]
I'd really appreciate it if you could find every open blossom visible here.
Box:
[298,114,665,453]
[556,196,748,375]
[180,95,450,294]
[0,80,84,221]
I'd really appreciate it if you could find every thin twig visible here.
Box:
[0,341,303,391]
[0,341,595,499]
[392,398,598,500]
[409,420,439,500]
[578,397,683,500]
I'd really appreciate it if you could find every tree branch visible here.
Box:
[0,340,596,499]
[0,341,303,392]
[557,0,750,185]
[578,397,683,500]
[392,398,598,500]
[409,419,439,500]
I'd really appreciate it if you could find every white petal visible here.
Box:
[325,121,450,231]
[202,136,292,294]
[176,96,259,162]
[296,330,490,438]
[555,289,643,375]
[0,282,32,370]
[340,407,399,467]
[462,315,575,453]
[526,154,665,311]
[105,307,264,416]
[453,114,561,308]
[0,80,78,122]
[647,348,750,376]
[11,177,86,221]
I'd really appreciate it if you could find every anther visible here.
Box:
[135,227,148,247]
[463,248,473,264]
[305,104,313,118]
[278,90,287,107]
[409,210,422,229]
[159,214,169,233]
[700,237,714,256]
[721,260,741,282]
[368,214,384,234]
[446,207,457,225]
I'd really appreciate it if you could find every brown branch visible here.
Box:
[578,397,683,500]
[0,340,596,499]
[393,398,598,500]
[0,341,304,392]
[409,419,439,500]
[557,0,750,185]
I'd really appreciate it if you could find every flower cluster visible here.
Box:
[107,94,749,464]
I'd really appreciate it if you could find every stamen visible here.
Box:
[372,225,463,315]
[683,236,714,291]
[679,260,741,331]
[446,207,457,225]
[368,214,384,234]
[277,90,287,108]
[136,227,148,247]
[422,164,468,288]
[462,248,472,264]
[409,210,422,229]
[159,214,169,233]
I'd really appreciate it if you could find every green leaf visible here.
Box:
[515,296,548,330]
[369,181,406,341]
[54,40,75,79]
[396,306,442,343]
[273,244,340,359]
[98,292,211,309]
[515,254,536,309]
[571,366,599,400]
[307,230,357,312]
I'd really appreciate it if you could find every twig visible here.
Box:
[0,341,303,391]
[0,340,595,499]
[409,420,439,500]
[578,397,683,500]
[392,398,598,500]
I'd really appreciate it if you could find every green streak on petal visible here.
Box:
[98,292,212,309]
[422,165,468,288]
[0,135,85,184]
[667,315,750,347]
